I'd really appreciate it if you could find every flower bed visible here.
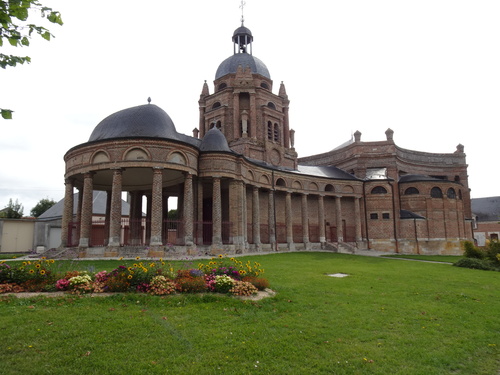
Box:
[0,256,270,297]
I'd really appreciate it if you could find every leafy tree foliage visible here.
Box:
[1,0,63,119]
[0,198,24,218]
[30,197,56,217]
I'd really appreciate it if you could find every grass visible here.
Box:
[1,252,499,374]
[0,253,28,260]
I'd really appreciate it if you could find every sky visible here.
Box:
[1,0,499,215]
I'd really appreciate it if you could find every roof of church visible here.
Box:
[399,174,446,183]
[88,104,180,142]
[296,165,361,180]
[472,196,500,222]
[199,127,232,152]
[400,209,426,219]
[215,53,270,80]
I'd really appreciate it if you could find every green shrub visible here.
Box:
[453,258,496,271]
[485,240,500,264]
[462,241,485,259]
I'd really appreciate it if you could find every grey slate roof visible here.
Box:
[38,191,131,220]
[296,165,361,180]
[399,174,445,183]
[215,53,271,80]
[88,104,180,142]
[199,127,232,152]
[471,196,500,222]
[400,209,426,219]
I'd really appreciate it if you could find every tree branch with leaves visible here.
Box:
[1,0,63,119]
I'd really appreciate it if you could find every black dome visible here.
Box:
[88,104,180,142]
[199,127,232,152]
[215,53,270,80]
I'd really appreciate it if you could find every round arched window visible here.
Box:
[371,186,387,194]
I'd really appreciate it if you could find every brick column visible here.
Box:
[336,195,344,242]
[212,177,222,246]
[268,189,276,250]
[354,197,363,242]
[252,186,261,248]
[108,169,123,247]
[61,178,74,247]
[242,183,248,248]
[150,168,163,246]
[196,179,203,245]
[129,191,143,245]
[79,172,93,248]
[183,173,194,246]
[318,195,326,246]
[285,191,295,250]
[301,193,310,247]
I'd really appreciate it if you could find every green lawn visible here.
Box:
[1,252,498,374]
[382,254,464,263]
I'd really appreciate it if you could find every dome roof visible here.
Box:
[88,104,180,142]
[199,127,232,152]
[215,53,270,80]
[233,26,253,40]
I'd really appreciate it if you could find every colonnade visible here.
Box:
[61,169,364,252]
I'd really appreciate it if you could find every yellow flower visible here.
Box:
[133,263,138,267]
[35,264,41,268]
[128,267,133,271]
[149,263,155,268]
[50,259,55,264]
[40,270,46,275]
[29,270,35,274]
[41,256,46,260]
[161,262,165,266]
[22,262,27,266]
[159,258,163,262]
[135,256,140,260]
[218,254,223,258]
[127,275,133,279]
[119,257,124,260]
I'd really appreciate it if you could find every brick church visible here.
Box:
[61,21,473,257]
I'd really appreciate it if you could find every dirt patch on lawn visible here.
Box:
[1,289,276,301]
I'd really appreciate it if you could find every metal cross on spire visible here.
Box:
[240,0,246,25]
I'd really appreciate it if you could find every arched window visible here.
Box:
[217,83,227,91]
[212,102,221,109]
[325,184,334,192]
[267,102,276,110]
[275,178,286,187]
[447,188,456,199]
[371,186,387,194]
[431,187,443,198]
[261,82,269,89]
[273,123,280,142]
[404,187,419,195]
[267,121,273,140]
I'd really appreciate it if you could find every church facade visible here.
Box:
[61,23,473,257]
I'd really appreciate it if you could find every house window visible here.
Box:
[431,187,443,198]
[370,213,379,220]
[371,186,387,194]
[212,102,221,109]
[267,121,273,140]
[382,213,390,219]
[267,102,276,109]
[404,187,419,195]
[491,233,499,241]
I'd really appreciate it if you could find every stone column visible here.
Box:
[285,191,295,250]
[212,177,222,247]
[183,173,194,246]
[252,186,261,249]
[150,168,163,246]
[336,195,344,242]
[242,183,248,249]
[104,191,112,246]
[79,172,93,248]
[268,189,276,250]
[318,195,326,246]
[108,168,123,247]
[229,180,245,249]
[301,193,310,248]
[354,197,363,242]
[61,178,74,247]
[250,93,257,139]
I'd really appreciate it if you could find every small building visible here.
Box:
[471,196,500,246]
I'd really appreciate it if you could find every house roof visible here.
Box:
[471,196,500,222]
[38,191,131,220]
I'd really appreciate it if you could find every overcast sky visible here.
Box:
[1,0,499,214]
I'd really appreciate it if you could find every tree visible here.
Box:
[0,198,24,218]
[30,197,56,217]
[1,0,63,119]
